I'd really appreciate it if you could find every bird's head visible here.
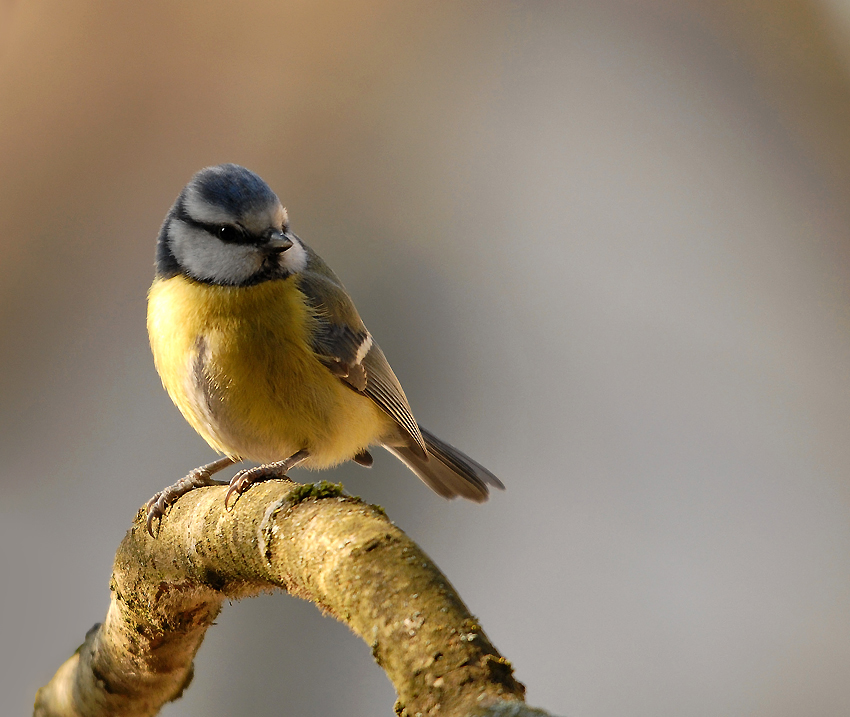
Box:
[157,164,306,286]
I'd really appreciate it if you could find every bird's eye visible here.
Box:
[217,225,242,243]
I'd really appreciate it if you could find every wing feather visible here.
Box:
[361,342,426,456]
[294,240,427,457]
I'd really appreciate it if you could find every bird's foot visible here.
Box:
[224,449,311,511]
[146,456,236,537]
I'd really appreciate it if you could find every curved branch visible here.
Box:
[34,479,543,717]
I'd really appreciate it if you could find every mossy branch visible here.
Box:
[34,479,550,717]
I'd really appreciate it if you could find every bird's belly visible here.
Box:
[148,276,394,468]
[198,337,391,466]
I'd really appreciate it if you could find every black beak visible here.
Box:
[265,230,293,254]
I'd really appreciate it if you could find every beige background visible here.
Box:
[2,2,850,715]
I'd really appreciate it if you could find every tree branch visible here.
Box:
[34,479,549,716]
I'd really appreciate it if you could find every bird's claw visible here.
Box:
[223,451,310,511]
[145,492,168,537]
[144,461,231,538]
[224,466,280,511]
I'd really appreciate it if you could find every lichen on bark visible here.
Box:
[35,479,541,717]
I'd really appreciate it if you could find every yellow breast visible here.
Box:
[147,275,393,467]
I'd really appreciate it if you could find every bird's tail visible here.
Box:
[384,426,504,502]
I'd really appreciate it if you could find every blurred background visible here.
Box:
[2,1,850,715]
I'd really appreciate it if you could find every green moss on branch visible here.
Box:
[35,479,536,717]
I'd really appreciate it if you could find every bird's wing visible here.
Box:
[295,240,427,458]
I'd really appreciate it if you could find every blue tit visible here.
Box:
[145,163,503,534]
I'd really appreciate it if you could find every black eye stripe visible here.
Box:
[189,219,253,244]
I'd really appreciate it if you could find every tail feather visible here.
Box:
[384,426,504,502]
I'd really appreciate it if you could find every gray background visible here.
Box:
[2,2,850,715]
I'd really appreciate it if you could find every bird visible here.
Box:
[145,163,503,535]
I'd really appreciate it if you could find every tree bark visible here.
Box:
[34,479,550,717]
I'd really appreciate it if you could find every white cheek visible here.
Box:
[280,236,308,274]
[169,220,263,284]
